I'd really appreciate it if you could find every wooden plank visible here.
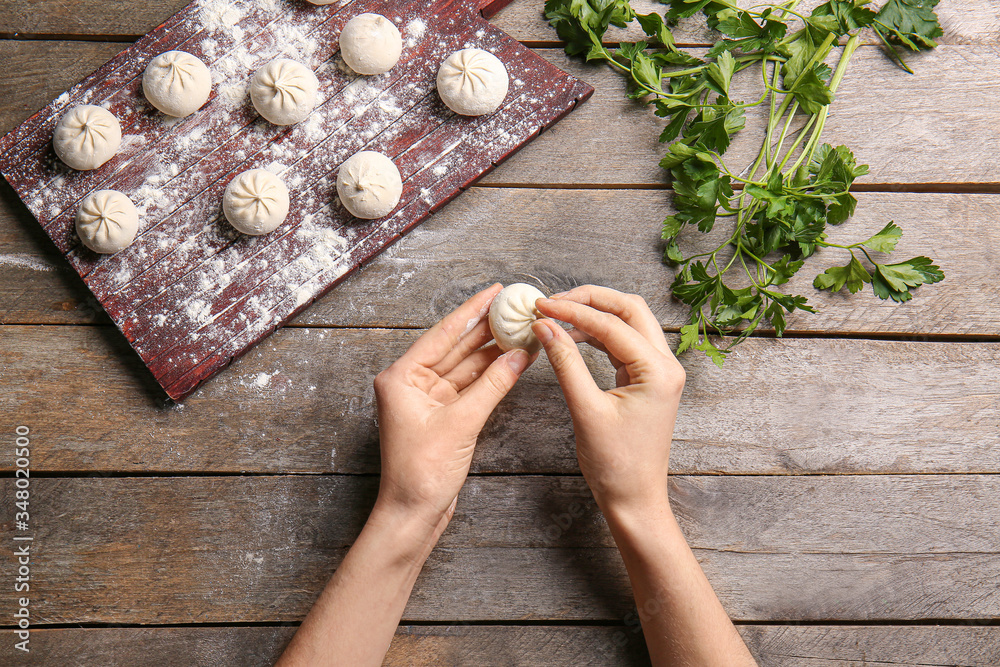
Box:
[3,44,998,189]
[2,625,998,666]
[2,326,998,474]
[0,475,999,623]
[494,0,1000,47]
[739,625,1000,667]
[2,0,995,45]
[294,188,1000,335]
[4,188,998,335]
[0,41,129,137]
[486,46,1000,187]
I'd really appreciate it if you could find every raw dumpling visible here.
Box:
[436,48,509,116]
[143,50,212,117]
[250,58,319,125]
[489,283,546,353]
[76,190,139,254]
[223,169,290,235]
[340,13,403,75]
[53,105,122,171]
[336,151,402,219]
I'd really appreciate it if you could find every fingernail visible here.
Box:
[532,320,553,344]
[506,348,530,374]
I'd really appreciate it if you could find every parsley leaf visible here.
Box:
[875,0,944,50]
[872,256,945,302]
[811,0,878,35]
[814,255,872,293]
[862,221,903,253]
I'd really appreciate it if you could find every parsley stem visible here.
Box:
[775,113,819,173]
[771,31,837,121]
[770,100,801,168]
[789,33,862,175]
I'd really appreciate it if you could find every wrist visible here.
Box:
[366,497,449,566]
[601,490,682,547]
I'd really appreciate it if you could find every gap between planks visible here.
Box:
[7,471,1000,479]
[472,181,1000,195]
[2,619,1000,630]
[4,322,1000,344]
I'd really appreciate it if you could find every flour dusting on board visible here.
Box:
[0,0,594,399]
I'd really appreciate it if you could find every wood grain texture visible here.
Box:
[3,0,996,46]
[3,43,998,188]
[739,625,1000,667]
[2,625,998,666]
[0,41,129,137]
[0,0,592,400]
[495,0,1000,47]
[486,46,1000,187]
[0,475,998,624]
[2,326,998,474]
[4,189,998,336]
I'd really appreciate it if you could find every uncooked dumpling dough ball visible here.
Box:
[340,13,402,75]
[143,50,212,117]
[437,48,509,116]
[250,58,319,125]
[53,105,122,171]
[336,151,402,219]
[489,283,546,353]
[76,190,139,254]
[223,169,290,235]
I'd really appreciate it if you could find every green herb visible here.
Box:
[545,0,944,366]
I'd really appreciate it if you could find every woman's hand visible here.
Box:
[373,283,534,531]
[531,286,685,515]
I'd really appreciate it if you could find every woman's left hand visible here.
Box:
[372,283,535,532]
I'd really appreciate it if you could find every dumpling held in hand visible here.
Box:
[489,283,546,353]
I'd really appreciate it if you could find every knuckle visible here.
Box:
[373,367,395,393]
[549,343,581,371]
[482,367,512,398]
[628,293,648,309]
[657,360,686,396]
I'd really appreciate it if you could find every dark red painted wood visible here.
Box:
[0,0,592,400]
[478,0,517,20]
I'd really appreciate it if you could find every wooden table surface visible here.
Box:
[2,1,999,665]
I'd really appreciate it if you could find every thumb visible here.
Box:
[532,318,602,407]
[460,348,532,423]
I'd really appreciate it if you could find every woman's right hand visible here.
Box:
[531,286,686,515]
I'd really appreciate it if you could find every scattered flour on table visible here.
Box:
[0,255,57,272]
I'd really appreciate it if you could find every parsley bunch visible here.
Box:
[546,0,945,366]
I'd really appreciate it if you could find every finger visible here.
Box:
[551,285,669,355]
[431,316,494,376]
[404,284,502,368]
[536,297,662,374]
[567,328,625,372]
[531,318,604,407]
[443,343,507,391]
[458,348,532,423]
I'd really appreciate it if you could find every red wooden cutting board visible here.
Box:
[0,0,593,400]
